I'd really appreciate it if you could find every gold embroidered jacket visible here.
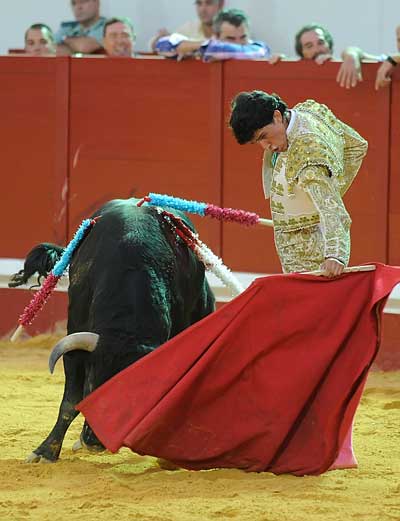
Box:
[262,100,368,271]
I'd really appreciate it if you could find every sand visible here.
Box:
[0,335,399,521]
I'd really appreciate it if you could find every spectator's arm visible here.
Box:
[56,43,73,55]
[149,28,170,52]
[155,33,203,59]
[314,53,333,65]
[375,54,400,90]
[337,47,385,88]
[269,53,286,65]
[176,40,204,58]
[202,40,270,62]
[63,36,102,54]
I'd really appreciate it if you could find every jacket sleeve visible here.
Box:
[339,122,368,195]
[298,166,352,265]
[201,40,271,62]
[155,33,190,57]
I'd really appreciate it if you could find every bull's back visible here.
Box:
[67,199,210,336]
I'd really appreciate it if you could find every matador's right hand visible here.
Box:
[321,258,345,278]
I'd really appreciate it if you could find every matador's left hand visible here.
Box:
[321,258,345,278]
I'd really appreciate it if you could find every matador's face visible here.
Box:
[251,110,289,153]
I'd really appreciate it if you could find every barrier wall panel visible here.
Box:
[68,58,222,253]
[222,61,390,273]
[388,71,400,265]
[0,57,69,257]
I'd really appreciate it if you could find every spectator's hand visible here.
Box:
[269,53,285,65]
[150,28,170,52]
[375,61,393,90]
[156,28,170,39]
[56,43,73,56]
[314,53,333,65]
[176,40,204,60]
[320,258,345,278]
[315,53,333,65]
[337,54,362,88]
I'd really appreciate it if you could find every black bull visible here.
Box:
[11,199,215,462]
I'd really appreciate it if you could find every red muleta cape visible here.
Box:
[77,263,400,476]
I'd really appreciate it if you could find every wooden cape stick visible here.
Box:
[10,265,376,342]
[10,324,24,343]
[258,218,274,227]
[303,264,376,276]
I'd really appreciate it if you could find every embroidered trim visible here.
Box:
[273,213,320,232]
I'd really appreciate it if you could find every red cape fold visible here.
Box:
[77,263,400,476]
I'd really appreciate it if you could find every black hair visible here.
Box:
[212,8,249,36]
[229,90,288,145]
[24,23,55,42]
[103,16,135,38]
[294,23,334,57]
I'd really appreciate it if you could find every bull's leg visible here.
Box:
[72,376,105,453]
[78,420,106,452]
[75,344,157,453]
[26,352,87,463]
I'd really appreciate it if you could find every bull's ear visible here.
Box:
[49,332,99,373]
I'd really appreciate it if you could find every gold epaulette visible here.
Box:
[285,101,345,194]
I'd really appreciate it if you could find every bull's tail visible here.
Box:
[9,243,64,288]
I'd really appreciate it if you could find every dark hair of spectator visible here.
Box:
[294,23,334,57]
[212,8,249,36]
[229,91,288,145]
[103,17,135,38]
[24,23,55,42]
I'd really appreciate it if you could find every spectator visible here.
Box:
[270,23,333,65]
[56,0,106,55]
[337,25,400,89]
[156,8,270,62]
[103,17,135,58]
[24,24,56,56]
[150,0,224,52]
[375,53,400,90]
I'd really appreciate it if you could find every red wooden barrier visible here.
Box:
[0,58,397,370]
[0,57,69,257]
[389,69,400,265]
[0,289,68,338]
[68,58,223,254]
[222,61,390,273]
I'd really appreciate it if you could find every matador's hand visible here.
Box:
[321,258,345,278]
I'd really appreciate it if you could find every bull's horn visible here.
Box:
[49,332,99,374]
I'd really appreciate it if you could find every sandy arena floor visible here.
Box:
[0,335,399,521]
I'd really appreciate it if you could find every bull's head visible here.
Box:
[49,332,99,373]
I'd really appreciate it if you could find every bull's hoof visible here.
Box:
[72,439,83,452]
[85,443,106,453]
[74,436,106,454]
[25,452,54,464]
[156,458,180,471]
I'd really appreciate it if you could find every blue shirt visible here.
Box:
[156,33,271,61]
[55,17,106,45]
[202,39,271,62]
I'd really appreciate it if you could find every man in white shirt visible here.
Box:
[150,0,224,51]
